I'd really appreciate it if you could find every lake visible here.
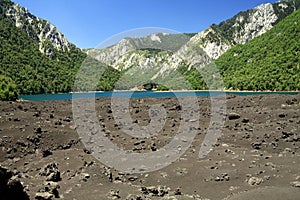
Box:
[18,91,300,101]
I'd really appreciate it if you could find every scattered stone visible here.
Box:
[141,186,169,197]
[38,181,60,198]
[16,140,27,147]
[83,148,92,154]
[286,98,297,105]
[34,127,42,134]
[63,117,71,122]
[128,176,138,182]
[215,173,230,182]
[279,113,286,118]
[174,187,182,195]
[291,181,300,188]
[14,118,20,122]
[170,105,182,111]
[109,172,113,182]
[54,120,62,126]
[46,181,60,198]
[248,177,263,186]
[242,118,250,123]
[33,112,40,117]
[40,162,61,182]
[108,190,121,199]
[251,142,262,150]
[81,173,90,182]
[27,135,40,145]
[282,131,294,139]
[42,150,52,158]
[35,192,53,200]
[150,142,157,152]
[126,194,144,200]
[228,113,241,120]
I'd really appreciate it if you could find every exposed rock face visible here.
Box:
[187,1,296,62]
[87,0,299,82]
[88,38,136,67]
[87,33,192,68]
[189,27,232,60]
[232,3,278,44]
[4,3,70,56]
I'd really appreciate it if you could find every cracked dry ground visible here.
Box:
[0,94,299,200]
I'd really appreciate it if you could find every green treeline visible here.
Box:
[0,0,299,100]
[215,9,300,91]
[179,9,300,91]
[0,0,121,100]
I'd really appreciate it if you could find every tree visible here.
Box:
[0,76,18,101]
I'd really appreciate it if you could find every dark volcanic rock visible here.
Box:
[279,113,286,118]
[40,162,61,182]
[141,186,169,197]
[0,166,30,200]
[34,127,42,134]
[242,118,250,123]
[42,150,53,158]
[228,113,241,120]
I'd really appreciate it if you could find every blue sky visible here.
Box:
[13,0,277,48]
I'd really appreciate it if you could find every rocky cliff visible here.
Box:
[87,33,193,68]
[88,0,299,77]
[0,0,88,94]
[184,0,300,62]
[2,0,71,57]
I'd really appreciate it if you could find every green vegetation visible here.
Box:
[212,0,300,45]
[156,84,169,91]
[0,76,18,101]
[178,64,208,90]
[1,0,299,100]
[272,0,300,23]
[0,2,85,94]
[0,0,121,99]
[215,9,300,91]
[175,7,300,91]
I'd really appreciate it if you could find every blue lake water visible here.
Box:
[18,91,299,101]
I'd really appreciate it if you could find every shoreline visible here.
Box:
[20,90,300,95]
[17,90,300,102]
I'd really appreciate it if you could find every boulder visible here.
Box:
[228,113,241,120]
[0,166,29,200]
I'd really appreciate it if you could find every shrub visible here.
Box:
[0,76,18,101]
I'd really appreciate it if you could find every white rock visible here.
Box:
[248,177,263,186]
[291,181,300,188]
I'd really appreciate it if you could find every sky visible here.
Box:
[13,0,278,48]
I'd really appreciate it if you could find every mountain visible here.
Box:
[193,0,300,59]
[0,0,83,95]
[2,0,70,57]
[86,0,300,90]
[214,8,300,91]
[87,33,195,68]
[0,0,120,97]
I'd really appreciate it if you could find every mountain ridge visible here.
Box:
[215,8,300,91]
[86,0,300,88]
[1,0,73,58]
